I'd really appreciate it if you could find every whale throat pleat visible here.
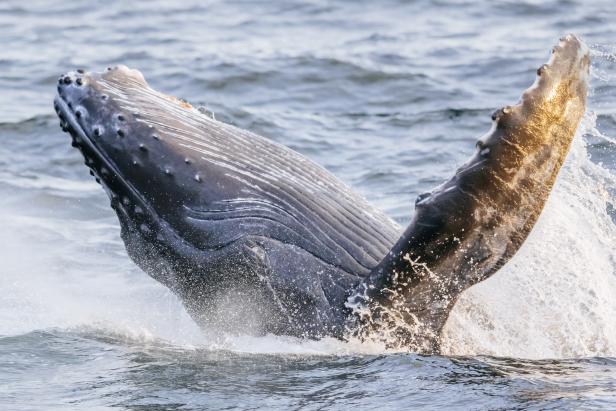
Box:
[98,76,400,276]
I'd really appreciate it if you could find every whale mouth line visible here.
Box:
[54,94,160,232]
[54,89,231,255]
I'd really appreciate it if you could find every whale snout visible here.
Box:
[54,65,161,173]
[54,69,108,177]
[54,66,163,233]
[55,67,132,184]
[54,65,220,246]
[55,65,147,133]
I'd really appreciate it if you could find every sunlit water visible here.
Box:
[1,1,616,409]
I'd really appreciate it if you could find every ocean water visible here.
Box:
[1,0,616,409]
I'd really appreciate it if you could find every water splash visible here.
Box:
[2,108,614,359]
[439,48,616,359]
[0,199,387,356]
[441,111,616,359]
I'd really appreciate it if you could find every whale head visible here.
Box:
[54,65,304,332]
[54,66,230,287]
[53,65,397,337]
[55,65,214,239]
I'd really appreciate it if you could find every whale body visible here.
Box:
[54,35,589,353]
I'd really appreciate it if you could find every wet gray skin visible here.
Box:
[54,65,400,338]
[54,35,588,352]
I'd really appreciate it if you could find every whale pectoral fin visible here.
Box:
[352,35,589,353]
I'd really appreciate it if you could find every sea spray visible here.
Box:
[441,111,616,358]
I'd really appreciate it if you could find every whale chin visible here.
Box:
[54,35,589,353]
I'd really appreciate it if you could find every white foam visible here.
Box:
[441,113,616,359]
[0,202,388,355]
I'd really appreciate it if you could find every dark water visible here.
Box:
[2,1,616,409]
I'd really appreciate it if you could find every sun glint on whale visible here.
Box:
[53,35,589,353]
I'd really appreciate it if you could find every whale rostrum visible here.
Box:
[54,35,588,353]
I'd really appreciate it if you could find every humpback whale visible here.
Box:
[53,35,589,353]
